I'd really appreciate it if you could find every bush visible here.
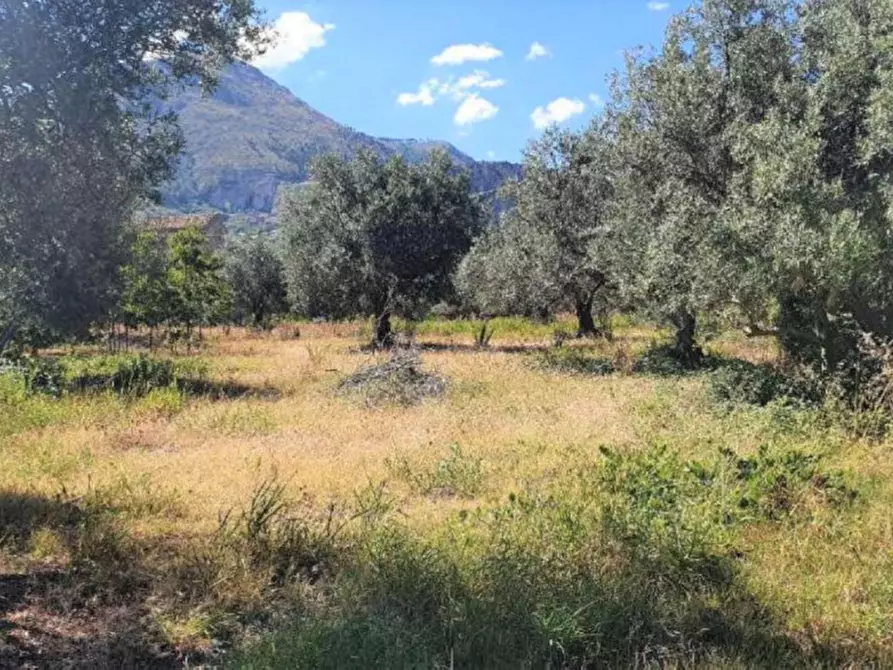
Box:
[708,360,822,407]
[64,354,199,397]
[0,355,64,397]
[109,355,175,395]
[338,351,448,407]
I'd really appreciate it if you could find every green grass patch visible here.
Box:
[234,442,866,669]
[386,444,485,498]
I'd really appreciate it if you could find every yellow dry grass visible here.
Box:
[3,324,658,529]
[2,320,892,664]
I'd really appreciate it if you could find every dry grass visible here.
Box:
[1,319,892,667]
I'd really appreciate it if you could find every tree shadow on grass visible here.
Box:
[0,492,179,669]
[239,530,889,670]
[176,377,282,401]
[416,341,547,355]
[65,373,281,401]
[351,341,550,356]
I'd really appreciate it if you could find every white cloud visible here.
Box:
[431,43,503,66]
[647,2,670,11]
[397,79,440,106]
[487,150,496,160]
[588,93,605,107]
[397,71,505,107]
[531,97,586,129]
[454,94,499,126]
[526,41,550,61]
[253,12,334,71]
[454,70,506,96]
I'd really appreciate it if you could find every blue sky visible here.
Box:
[253,1,675,162]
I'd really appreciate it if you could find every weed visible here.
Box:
[133,386,186,418]
[709,360,821,407]
[386,444,485,498]
[27,526,67,560]
[66,354,175,395]
[237,441,864,668]
[0,354,65,396]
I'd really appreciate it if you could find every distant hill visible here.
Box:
[161,62,521,214]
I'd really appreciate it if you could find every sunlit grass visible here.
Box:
[1,318,891,666]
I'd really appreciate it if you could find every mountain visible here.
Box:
[161,63,521,214]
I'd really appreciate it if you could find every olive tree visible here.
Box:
[0,0,268,347]
[728,0,893,374]
[457,124,616,336]
[607,0,798,366]
[280,149,486,347]
[224,234,288,328]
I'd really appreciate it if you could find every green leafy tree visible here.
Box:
[280,149,486,347]
[458,124,616,336]
[167,226,230,344]
[120,231,172,346]
[607,0,798,366]
[0,0,268,346]
[224,234,288,328]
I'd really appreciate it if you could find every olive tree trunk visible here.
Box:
[0,323,17,357]
[374,310,393,349]
[671,310,703,369]
[575,296,598,338]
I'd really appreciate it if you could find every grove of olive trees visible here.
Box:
[2,0,892,391]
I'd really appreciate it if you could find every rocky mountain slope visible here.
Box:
[161,63,521,213]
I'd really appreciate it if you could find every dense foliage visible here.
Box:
[457,125,615,336]
[279,149,486,346]
[0,0,267,346]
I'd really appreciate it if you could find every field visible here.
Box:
[1,318,892,668]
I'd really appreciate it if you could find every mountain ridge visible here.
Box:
[161,62,521,214]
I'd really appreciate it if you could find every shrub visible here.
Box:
[338,351,448,407]
[631,343,718,375]
[708,360,822,407]
[109,355,175,395]
[722,446,857,516]
[65,354,203,397]
[0,355,64,397]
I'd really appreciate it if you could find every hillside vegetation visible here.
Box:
[163,63,522,213]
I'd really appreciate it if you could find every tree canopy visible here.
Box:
[0,0,267,345]
[457,124,616,336]
[280,149,487,346]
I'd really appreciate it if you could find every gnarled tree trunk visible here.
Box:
[575,296,599,338]
[671,309,703,369]
[374,310,393,349]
